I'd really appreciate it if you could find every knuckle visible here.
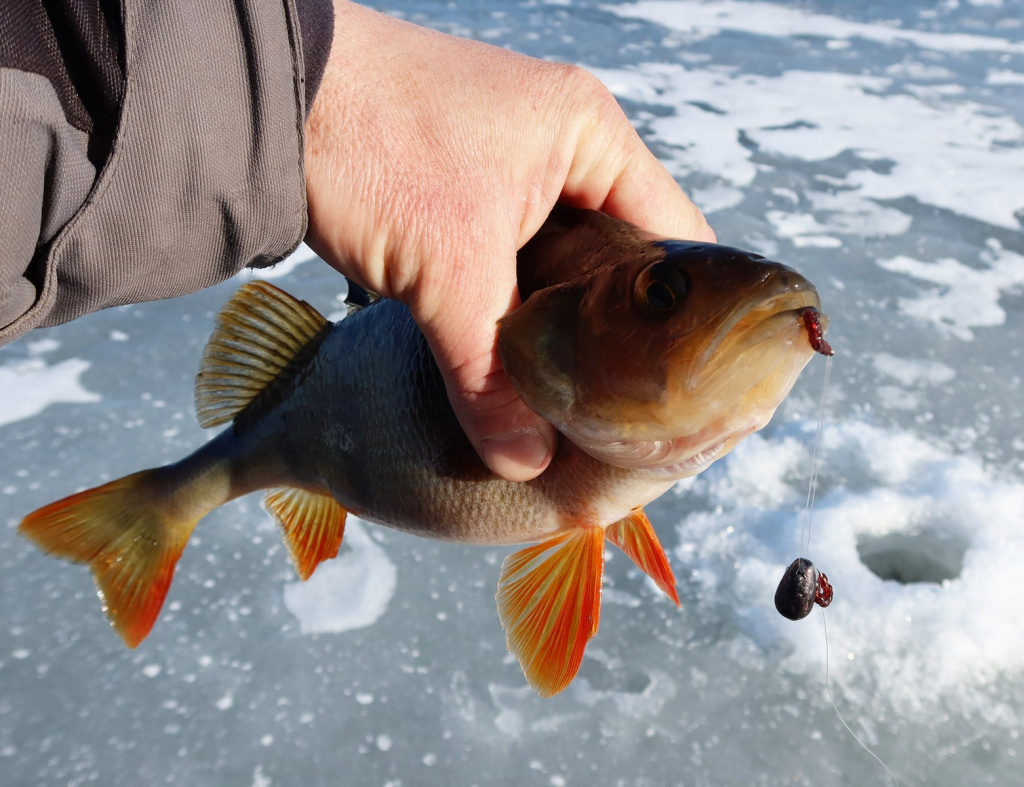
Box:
[568,67,624,116]
[556,67,622,120]
[551,66,634,158]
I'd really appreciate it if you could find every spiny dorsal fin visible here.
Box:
[344,279,381,314]
[495,527,605,697]
[264,487,347,580]
[606,508,680,606]
[195,281,329,428]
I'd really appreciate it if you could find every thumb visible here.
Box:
[413,252,557,483]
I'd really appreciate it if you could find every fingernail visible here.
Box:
[480,428,553,482]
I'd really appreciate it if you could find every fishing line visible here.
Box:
[821,610,901,786]
[798,355,899,785]
[800,354,832,558]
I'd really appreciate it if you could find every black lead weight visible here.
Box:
[775,557,833,621]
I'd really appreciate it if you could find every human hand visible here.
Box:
[303,0,714,482]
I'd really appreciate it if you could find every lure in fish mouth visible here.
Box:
[18,206,831,698]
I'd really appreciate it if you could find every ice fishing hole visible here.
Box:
[856,529,969,585]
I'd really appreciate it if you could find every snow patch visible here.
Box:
[872,353,956,387]
[282,519,397,634]
[0,357,100,427]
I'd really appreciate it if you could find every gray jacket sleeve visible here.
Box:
[0,0,319,346]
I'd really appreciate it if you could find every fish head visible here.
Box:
[500,214,827,478]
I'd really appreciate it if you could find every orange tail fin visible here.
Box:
[606,508,680,606]
[18,470,205,648]
[496,527,605,697]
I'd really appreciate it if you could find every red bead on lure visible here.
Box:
[802,308,833,356]
[815,569,833,607]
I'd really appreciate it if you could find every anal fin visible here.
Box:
[264,488,347,580]
[606,508,680,606]
[496,527,605,697]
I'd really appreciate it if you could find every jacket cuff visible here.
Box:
[1,0,308,344]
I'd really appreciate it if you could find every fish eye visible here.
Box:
[646,280,675,311]
[636,260,689,317]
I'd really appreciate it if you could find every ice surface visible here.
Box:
[877,241,1024,340]
[609,0,1024,54]
[2,1,1022,786]
[591,63,1024,228]
[674,421,1024,721]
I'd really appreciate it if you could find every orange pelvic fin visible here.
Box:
[606,508,680,606]
[495,527,605,697]
[18,470,202,648]
[263,488,347,580]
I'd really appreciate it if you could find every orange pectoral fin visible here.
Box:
[606,508,680,607]
[495,527,605,697]
[263,488,346,580]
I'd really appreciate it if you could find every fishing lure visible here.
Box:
[774,557,833,621]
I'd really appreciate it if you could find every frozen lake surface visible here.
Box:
[2,1,1023,785]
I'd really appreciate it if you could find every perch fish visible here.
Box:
[20,206,831,696]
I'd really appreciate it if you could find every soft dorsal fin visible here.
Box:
[606,508,680,606]
[495,527,605,697]
[195,281,330,428]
